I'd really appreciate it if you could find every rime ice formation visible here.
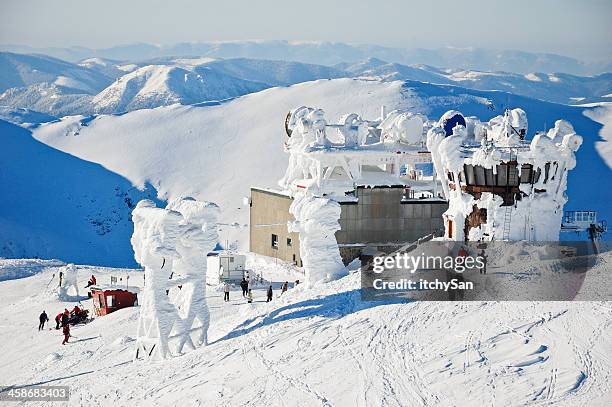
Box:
[167,197,219,350]
[279,106,434,196]
[427,108,582,242]
[288,192,346,286]
[132,198,218,360]
[57,263,79,300]
[278,106,441,285]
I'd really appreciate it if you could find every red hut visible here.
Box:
[92,289,138,316]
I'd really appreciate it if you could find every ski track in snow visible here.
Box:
[0,259,611,406]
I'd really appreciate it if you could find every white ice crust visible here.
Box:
[288,192,346,286]
[132,197,218,360]
[427,109,582,241]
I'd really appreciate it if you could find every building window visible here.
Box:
[229,257,234,263]
[520,164,533,184]
[271,234,279,249]
[287,237,292,247]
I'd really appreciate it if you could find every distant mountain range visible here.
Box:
[2,41,611,75]
[3,78,609,263]
[0,51,610,118]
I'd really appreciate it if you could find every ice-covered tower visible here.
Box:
[277,106,437,285]
[427,109,582,242]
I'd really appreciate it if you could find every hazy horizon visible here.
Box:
[1,0,610,61]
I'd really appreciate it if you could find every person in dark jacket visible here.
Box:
[61,309,70,327]
[62,323,70,345]
[39,311,49,331]
[266,285,273,302]
[240,278,248,297]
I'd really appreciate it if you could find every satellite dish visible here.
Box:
[439,110,466,137]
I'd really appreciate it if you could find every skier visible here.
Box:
[266,285,273,302]
[62,323,70,345]
[223,282,230,302]
[247,288,253,303]
[281,281,288,295]
[55,312,62,329]
[38,311,49,331]
[240,278,248,297]
[71,305,81,316]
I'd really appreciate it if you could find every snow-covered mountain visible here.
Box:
[0,83,94,116]
[77,57,127,80]
[200,58,346,86]
[0,119,160,266]
[1,78,604,265]
[91,65,267,113]
[0,52,112,93]
[344,58,612,105]
[1,51,610,118]
[3,41,611,75]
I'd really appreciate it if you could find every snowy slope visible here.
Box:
[0,257,610,406]
[77,57,126,80]
[91,65,267,113]
[200,58,346,86]
[0,52,112,94]
[0,119,159,266]
[345,59,612,105]
[21,78,611,266]
[0,83,94,116]
[0,106,57,126]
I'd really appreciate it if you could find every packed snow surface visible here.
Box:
[0,257,610,406]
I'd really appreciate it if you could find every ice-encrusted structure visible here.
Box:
[427,108,582,241]
[277,106,439,285]
[288,193,346,286]
[166,197,219,351]
[279,106,434,196]
[132,198,218,360]
[57,263,79,300]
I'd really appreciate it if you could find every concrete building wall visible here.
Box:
[250,187,448,265]
[249,188,302,265]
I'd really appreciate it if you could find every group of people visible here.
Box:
[38,305,86,345]
[223,278,298,304]
[223,278,256,303]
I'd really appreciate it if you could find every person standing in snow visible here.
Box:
[266,285,273,302]
[479,249,488,274]
[223,282,230,302]
[281,281,288,295]
[247,289,253,303]
[38,311,49,331]
[240,278,248,297]
[62,323,70,345]
[61,309,70,327]
[55,312,62,330]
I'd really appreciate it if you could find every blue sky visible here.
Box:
[1,0,610,59]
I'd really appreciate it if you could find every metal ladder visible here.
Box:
[501,148,517,241]
[501,205,512,240]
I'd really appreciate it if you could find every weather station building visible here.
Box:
[249,106,449,266]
